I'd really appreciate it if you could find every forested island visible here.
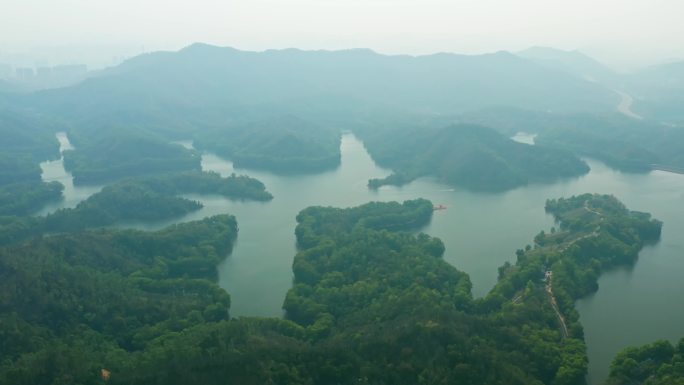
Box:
[1,195,675,384]
[0,171,271,245]
[364,124,589,191]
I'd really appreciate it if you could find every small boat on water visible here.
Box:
[433,204,447,210]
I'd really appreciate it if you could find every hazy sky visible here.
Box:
[1,0,683,70]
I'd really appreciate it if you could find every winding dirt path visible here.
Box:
[546,273,569,339]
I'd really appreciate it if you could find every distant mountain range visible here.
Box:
[1,43,682,124]
[517,46,684,123]
[23,43,618,119]
[517,46,618,84]
[1,43,683,186]
[624,61,684,122]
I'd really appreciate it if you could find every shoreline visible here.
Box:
[651,164,684,175]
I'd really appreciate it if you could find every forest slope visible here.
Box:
[0,196,667,384]
[462,108,684,172]
[364,124,589,191]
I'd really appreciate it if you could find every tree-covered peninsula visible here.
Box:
[62,132,202,185]
[0,196,671,384]
[43,170,272,231]
[0,181,64,216]
[364,124,589,191]
[483,194,663,383]
[0,171,271,245]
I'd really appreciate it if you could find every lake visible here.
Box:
[41,132,684,385]
[37,132,102,215]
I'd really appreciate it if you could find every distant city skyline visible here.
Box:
[2,0,683,72]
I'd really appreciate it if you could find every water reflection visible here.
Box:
[41,132,684,384]
[36,132,102,215]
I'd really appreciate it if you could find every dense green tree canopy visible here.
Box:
[0,171,271,246]
[0,181,63,216]
[461,108,684,173]
[62,131,202,185]
[0,196,672,385]
[0,215,237,384]
[606,338,684,385]
[362,124,589,191]
[0,109,61,185]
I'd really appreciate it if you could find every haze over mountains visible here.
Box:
[3,44,683,122]
[1,41,684,385]
[2,44,683,187]
[517,47,619,85]
[31,43,618,114]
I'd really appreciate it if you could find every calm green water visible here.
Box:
[37,132,102,215]
[41,133,684,385]
[574,170,684,384]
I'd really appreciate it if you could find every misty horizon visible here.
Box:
[2,0,684,72]
[2,2,684,385]
[0,42,682,73]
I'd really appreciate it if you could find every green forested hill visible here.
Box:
[0,181,64,216]
[0,216,237,384]
[193,115,341,173]
[3,44,618,179]
[62,131,202,185]
[0,109,61,185]
[534,116,684,172]
[363,124,589,191]
[0,171,272,245]
[43,171,272,231]
[460,108,684,173]
[0,196,666,384]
